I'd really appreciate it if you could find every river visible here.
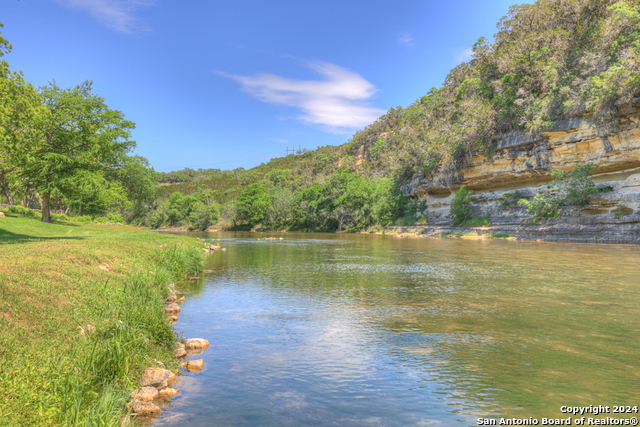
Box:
[151,232,640,426]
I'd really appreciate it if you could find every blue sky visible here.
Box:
[2,0,518,172]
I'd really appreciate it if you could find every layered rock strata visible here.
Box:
[397,106,640,242]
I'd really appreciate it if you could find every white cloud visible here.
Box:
[455,48,474,63]
[398,32,415,47]
[52,0,154,33]
[219,61,385,133]
[270,138,288,143]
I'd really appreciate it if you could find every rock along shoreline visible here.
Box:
[124,283,210,425]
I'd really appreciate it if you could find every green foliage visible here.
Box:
[8,205,36,217]
[458,215,492,227]
[107,213,124,223]
[450,185,475,226]
[499,190,523,209]
[236,182,273,227]
[518,194,561,222]
[190,202,219,231]
[550,163,599,206]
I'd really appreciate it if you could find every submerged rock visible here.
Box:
[182,338,209,350]
[165,303,181,314]
[129,387,158,402]
[181,359,204,372]
[177,296,186,303]
[158,388,180,399]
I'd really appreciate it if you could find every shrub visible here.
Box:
[450,185,475,226]
[50,213,69,221]
[550,164,599,206]
[499,190,523,209]
[518,194,560,222]
[73,215,93,223]
[108,213,124,223]
[94,216,109,223]
[8,205,36,217]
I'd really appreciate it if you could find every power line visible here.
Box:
[155,156,270,172]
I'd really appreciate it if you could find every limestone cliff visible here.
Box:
[387,105,640,243]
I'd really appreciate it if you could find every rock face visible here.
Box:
[397,106,640,242]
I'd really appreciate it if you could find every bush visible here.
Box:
[108,213,124,223]
[450,185,475,226]
[73,215,93,223]
[499,190,523,209]
[94,216,109,223]
[50,213,69,221]
[550,164,599,206]
[518,194,560,222]
[8,205,36,218]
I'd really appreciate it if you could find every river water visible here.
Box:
[151,232,640,426]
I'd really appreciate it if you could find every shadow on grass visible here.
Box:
[0,228,86,244]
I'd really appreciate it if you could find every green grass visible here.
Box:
[0,211,204,426]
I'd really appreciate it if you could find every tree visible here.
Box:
[0,22,48,206]
[14,81,135,222]
[450,185,475,226]
[236,182,273,226]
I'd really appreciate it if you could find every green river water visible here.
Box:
[152,232,640,426]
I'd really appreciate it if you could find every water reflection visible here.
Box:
[152,233,640,426]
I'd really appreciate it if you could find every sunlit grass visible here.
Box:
[0,212,203,426]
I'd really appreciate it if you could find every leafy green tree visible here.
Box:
[189,202,219,231]
[236,182,273,226]
[13,81,135,222]
[0,22,48,207]
[550,163,599,206]
[450,185,475,226]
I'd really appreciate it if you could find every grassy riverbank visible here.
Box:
[0,211,204,426]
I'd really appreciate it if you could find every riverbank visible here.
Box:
[384,213,640,244]
[0,211,204,426]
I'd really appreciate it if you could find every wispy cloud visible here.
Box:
[455,48,474,63]
[398,32,415,47]
[52,0,154,33]
[270,138,288,143]
[219,61,385,133]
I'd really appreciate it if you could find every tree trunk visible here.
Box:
[41,191,51,223]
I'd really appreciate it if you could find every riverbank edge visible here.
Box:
[0,214,206,426]
[156,216,640,245]
[383,214,640,244]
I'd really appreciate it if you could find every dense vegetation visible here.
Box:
[2,0,639,230]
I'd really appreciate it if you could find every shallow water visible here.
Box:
[152,232,640,426]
